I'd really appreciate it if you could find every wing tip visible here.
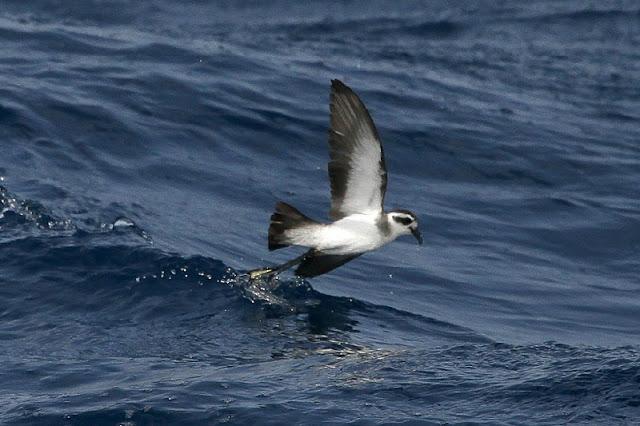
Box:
[331,79,351,93]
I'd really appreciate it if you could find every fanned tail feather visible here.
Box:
[268,201,317,251]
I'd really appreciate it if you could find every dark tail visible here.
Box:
[268,201,316,251]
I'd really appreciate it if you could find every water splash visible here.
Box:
[0,184,74,231]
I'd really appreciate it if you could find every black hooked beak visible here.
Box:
[411,226,423,245]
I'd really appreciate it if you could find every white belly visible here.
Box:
[315,215,388,255]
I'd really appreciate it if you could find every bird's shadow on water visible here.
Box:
[229,272,394,359]
[233,272,360,336]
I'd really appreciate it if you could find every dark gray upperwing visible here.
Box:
[295,250,362,278]
[328,79,387,221]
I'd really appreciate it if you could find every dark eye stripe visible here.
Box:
[393,216,413,226]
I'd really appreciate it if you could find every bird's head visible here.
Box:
[386,210,423,245]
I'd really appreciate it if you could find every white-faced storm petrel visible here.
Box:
[249,79,422,279]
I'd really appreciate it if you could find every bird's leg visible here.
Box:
[247,252,309,280]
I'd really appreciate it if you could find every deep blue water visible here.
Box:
[1,1,639,424]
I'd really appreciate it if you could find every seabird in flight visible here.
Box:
[249,79,422,279]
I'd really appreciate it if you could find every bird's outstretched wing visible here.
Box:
[295,250,362,278]
[328,80,387,220]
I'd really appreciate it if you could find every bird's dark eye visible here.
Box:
[393,216,413,226]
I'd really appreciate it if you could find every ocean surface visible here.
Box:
[1,1,639,424]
